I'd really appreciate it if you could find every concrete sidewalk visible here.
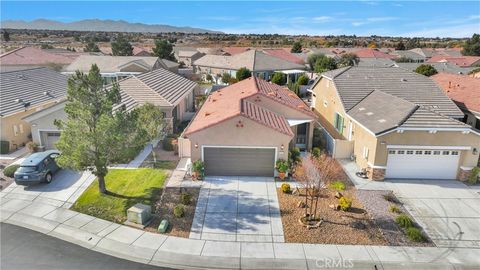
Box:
[1,197,479,269]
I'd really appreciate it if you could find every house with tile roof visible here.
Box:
[311,66,480,181]
[0,67,67,152]
[180,77,315,176]
[63,55,179,84]
[0,47,82,71]
[431,73,480,131]
[177,50,205,67]
[426,55,480,67]
[353,48,396,59]
[262,49,304,64]
[193,49,305,84]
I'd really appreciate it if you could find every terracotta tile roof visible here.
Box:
[431,73,480,113]
[353,48,396,59]
[0,47,77,66]
[222,47,251,55]
[426,55,480,67]
[184,77,312,136]
[262,49,304,64]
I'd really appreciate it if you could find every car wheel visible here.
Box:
[45,173,52,184]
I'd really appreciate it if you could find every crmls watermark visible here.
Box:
[315,258,354,268]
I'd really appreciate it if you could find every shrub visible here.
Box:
[281,183,291,193]
[173,204,185,218]
[192,160,204,174]
[181,192,191,205]
[290,147,301,165]
[297,74,309,85]
[395,214,413,228]
[468,167,480,185]
[205,74,213,82]
[406,227,426,242]
[0,140,9,154]
[3,164,20,178]
[162,137,174,151]
[221,73,232,84]
[312,147,321,158]
[271,72,286,85]
[338,197,352,211]
[330,180,346,191]
[415,64,438,77]
[26,141,38,153]
[275,159,289,173]
[236,67,251,81]
[389,205,402,214]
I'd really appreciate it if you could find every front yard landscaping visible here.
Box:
[72,168,167,223]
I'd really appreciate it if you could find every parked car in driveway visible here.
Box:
[14,150,61,185]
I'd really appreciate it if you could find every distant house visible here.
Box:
[311,66,479,181]
[431,73,480,131]
[353,48,396,59]
[390,50,425,62]
[0,68,67,152]
[193,49,305,83]
[221,47,251,55]
[177,50,204,67]
[262,49,304,64]
[63,55,179,84]
[426,55,480,67]
[0,47,81,72]
[132,46,152,56]
[395,62,475,75]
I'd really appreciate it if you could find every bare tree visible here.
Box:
[294,153,343,222]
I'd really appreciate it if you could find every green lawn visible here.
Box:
[72,168,167,223]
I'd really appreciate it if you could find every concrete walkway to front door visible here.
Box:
[189,176,284,243]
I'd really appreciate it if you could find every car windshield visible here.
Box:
[17,166,37,173]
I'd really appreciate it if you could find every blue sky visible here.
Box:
[1,1,479,37]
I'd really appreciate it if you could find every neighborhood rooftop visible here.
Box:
[431,73,480,115]
[0,67,67,117]
[63,55,178,73]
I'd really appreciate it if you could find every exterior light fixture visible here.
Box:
[474,148,478,155]
[195,143,198,148]
[281,144,284,150]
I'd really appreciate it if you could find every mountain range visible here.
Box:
[0,19,222,34]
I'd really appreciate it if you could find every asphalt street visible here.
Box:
[0,223,174,270]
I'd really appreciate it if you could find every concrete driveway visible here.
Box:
[391,179,480,248]
[0,169,95,208]
[190,176,284,242]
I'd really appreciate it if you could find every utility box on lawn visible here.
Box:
[127,203,152,225]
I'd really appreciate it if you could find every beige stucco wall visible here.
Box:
[186,115,292,162]
[28,108,67,146]
[1,101,58,150]
[377,130,480,168]
[312,78,347,137]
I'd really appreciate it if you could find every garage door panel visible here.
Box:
[386,149,459,179]
[203,147,275,176]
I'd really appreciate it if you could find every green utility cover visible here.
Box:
[158,219,169,233]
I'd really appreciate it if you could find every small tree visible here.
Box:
[307,53,324,71]
[294,154,343,222]
[221,73,232,84]
[236,67,251,81]
[84,41,100,52]
[336,53,359,67]
[271,72,286,85]
[297,74,309,85]
[55,64,131,194]
[395,41,406,51]
[415,64,438,77]
[111,35,133,56]
[3,31,10,42]
[291,41,303,53]
[134,103,165,164]
[314,55,337,73]
[153,39,176,61]
[205,74,213,82]
[462,33,480,56]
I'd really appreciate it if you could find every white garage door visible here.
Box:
[41,132,61,150]
[386,149,460,179]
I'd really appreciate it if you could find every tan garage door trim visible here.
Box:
[201,145,277,176]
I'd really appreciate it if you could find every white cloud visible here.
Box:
[352,22,366,27]
[313,16,332,23]
[367,17,397,22]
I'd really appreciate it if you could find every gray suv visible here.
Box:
[14,150,61,185]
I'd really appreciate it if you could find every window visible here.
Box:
[442,151,450,155]
[451,151,459,155]
[388,150,396,154]
[406,150,414,155]
[433,151,440,155]
[363,147,369,159]
[13,125,18,136]
[398,150,405,154]
[415,150,423,155]
[19,124,24,134]
[333,112,344,134]
[424,151,432,155]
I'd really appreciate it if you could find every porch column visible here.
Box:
[307,122,314,151]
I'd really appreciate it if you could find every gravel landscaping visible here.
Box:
[146,187,200,238]
[356,190,434,247]
[277,184,388,245]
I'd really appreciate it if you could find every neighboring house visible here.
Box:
[431,73,480,130]
[395,62,475,75]
[311,66,480,181]
[0,67,67,152]
[221,47,251,55]
[114,68,198,133]
[177,50,205,67]
[63,55,179,83]
[357,58,396,67]
[389,50,425,62]
[180,77,315,177]
[0,46,80,71]
[132,46,152,56]
[353,48,396,59]
[193,49,305,83]
[23,101,66,150]
[426,55,480,67]
[262,49,304,64]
